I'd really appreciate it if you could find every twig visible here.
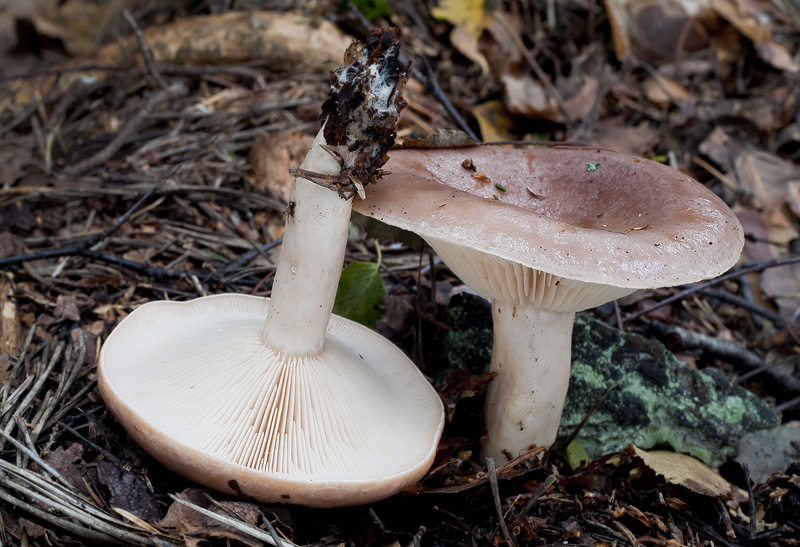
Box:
[776,393,800,412]
[650,321,767,371]
[66,83,187,174]
[557,382,616,451]
[203,493,286,547]
[513,473,557,526]
[422,59,480,143]
[221,238,283,274]
[715,498,738,541]
[0,64,125,85]
[0,187,158,269]
[623,257,800,324]
[492,13,572,123]
[650,320,800,395]
[699,288,785,326]
[742,463,757,540]
[486,457,519,547]
[121,9,168,89]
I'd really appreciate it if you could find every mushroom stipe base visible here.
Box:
[98,294,444,508]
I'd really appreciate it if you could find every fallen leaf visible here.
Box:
[629,445,733,498]
[97,461,163,523]
[643,76,689,107]
[159,488,265,547]
[584,118,659,156]
[761,260,800,319]
[333,260,387,328]
[54,295,81,322]
[400,129,477,148]
[431,0,493,42]
[605,0,712,61]
[439,368,496,421]
[449,23,489,73]
[42,442,89,496]
[563,76,601,121]
[735,150,800,209]
[471,100,514,142]
[250,132,314,203]
[501,66,560,121]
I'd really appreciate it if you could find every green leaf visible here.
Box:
[340,0,392,21]
[565,439,591,471]
[333,259,387,328]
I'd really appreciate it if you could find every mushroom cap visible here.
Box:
[98,294,444,508]
[354,146,743,310]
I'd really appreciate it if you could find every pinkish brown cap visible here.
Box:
[354,145,743,311]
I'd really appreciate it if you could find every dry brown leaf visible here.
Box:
[761,260,800,318]
[54,294,80,322]
[710,0,772,44]
[159,488,265,547]
[643,76,689,107]
[501,68,560,121]
[431,0,493,41]
[787,181,800,220]
[711,0,799,72]
[42,443,88,496]
[400,129,477,149]
[605,0,712,61]
[471,100,514,142]
[629,445,733,498]
[250,132,315,203]
[450,23,489,73]
[563,76,601,121]
[97,461,164,523]
[432,0,494,73]
[735,151,800,209]
[584,118,659,156]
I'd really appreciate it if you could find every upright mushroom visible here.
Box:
[98,30,444,507]
[353,144,743,461]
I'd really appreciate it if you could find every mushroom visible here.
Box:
[353,144,743,461]
[98,30,445,507]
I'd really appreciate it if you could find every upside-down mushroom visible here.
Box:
[98,29,444,507]
[353,144,743,461]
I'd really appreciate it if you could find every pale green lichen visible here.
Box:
[557,315,780,466]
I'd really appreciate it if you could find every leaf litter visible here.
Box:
[0,0,799,545]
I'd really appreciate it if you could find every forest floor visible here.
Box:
[0,0,799,545]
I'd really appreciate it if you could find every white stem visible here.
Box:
[482,301,575,461]
[263,128,351,355]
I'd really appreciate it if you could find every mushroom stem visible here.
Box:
[263,128,349,355]
[482,300,575,461]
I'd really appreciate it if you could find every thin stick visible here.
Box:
[624,256,800,324]
[486,457,519,547]
[423,59,480,143]
[742,463,757,540]
[513,474,557,526]
[66,84,187,174]
[121,9,168,89]
[0,187,157,269]
[558,382,616,451]
[169,495,298,547]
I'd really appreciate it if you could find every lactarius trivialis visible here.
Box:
[353,144,743,461]
[98,29,444,507]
